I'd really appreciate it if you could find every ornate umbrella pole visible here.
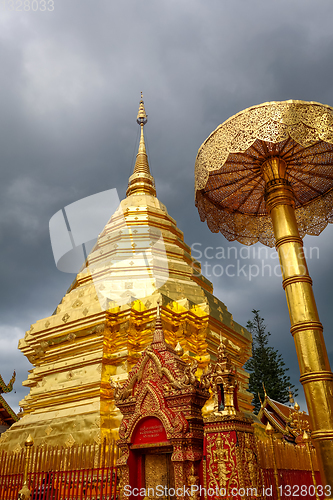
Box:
[195,100,333,489]
[262,157,333,487]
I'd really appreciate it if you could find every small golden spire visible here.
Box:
[137,92,148,125]
[126,93,156,197]
[152,300,165,345]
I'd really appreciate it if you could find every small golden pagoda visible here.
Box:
[0,96,252,451]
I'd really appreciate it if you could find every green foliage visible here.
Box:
[244,309,298,414]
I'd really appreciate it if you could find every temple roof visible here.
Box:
[258,392,312,442]
[0,372,18,427]
[0,394,18,426]
[0,371,16,394]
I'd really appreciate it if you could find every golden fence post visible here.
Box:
[265,422,281,500]
[303,431,320,500]
[18,435,34,500]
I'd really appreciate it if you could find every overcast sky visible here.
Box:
[1,0,333,414]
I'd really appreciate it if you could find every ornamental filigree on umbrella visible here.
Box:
[195,100,333,246]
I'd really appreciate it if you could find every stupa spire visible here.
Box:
[126,93,156,197]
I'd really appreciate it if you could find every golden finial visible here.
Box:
[294,401,300,411]
[265,421,274,436]
[175,342,184,356]
[25,434,34,447]
[302,430,310,443]
[126,94,156,197]
[137,92,148,125]
[152,298,165,345]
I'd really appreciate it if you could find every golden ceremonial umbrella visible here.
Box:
[195,100,333,489]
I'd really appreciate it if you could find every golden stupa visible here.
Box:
[0,96,252,451]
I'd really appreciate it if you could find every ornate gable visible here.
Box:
[258,391,311,442]
[112,305,210,496]
[112,305,209,444]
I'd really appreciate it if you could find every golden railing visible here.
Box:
[0,438,119,500]
[257,438,319,471]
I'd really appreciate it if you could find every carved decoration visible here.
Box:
[187,463,200,500]
[203,414,264,500]
[207,432,238,491]
[241,433,260,489]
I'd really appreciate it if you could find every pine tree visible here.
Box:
[244,309,298,413]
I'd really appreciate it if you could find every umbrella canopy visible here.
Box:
[195,100,333,246]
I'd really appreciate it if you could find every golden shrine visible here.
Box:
[0,95,253,453]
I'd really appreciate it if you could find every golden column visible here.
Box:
[194,100,333,489]
[262,156,333,484]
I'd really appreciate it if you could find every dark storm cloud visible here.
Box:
[1,0,333,412]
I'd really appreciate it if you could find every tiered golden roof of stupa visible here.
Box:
[0,96,252,451]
